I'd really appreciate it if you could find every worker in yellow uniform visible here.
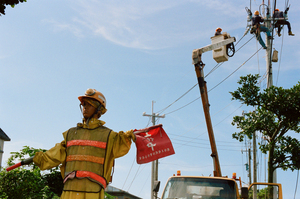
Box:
[33,88,136,199]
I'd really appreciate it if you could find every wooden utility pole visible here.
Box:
[143,101,165,199]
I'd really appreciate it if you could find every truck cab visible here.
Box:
[161,176,239,199]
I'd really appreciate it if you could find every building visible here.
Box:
[105,185,142,199]
[0,128,11,168]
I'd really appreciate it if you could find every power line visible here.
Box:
[294,169,299,199]
[122,157,135,189]
[213,104,243,127]
[169,102,245,151]
[170,137,242,147]
[164,97,199,115]
[208,47,263,93]
[139,171,151,196]
[276,30,284,86]
[157,83,198,114]
[169,133,240,144]
[166,100,237,140]
[127,164,141,192]
[172,141,241,151]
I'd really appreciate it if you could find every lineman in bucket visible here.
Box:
[33,88,136,199]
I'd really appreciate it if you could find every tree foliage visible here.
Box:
[230,74,300,183]
[0,0,27,15]
[0,146,62,198]
[249,187,271,199]
[105,192,116,199]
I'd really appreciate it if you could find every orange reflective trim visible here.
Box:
[66,155,104,164]
[67,140,106,149]
[76,171,107,189]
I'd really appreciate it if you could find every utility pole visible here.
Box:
[265,5,273,89]
[249,147,252,185]
[265,1,277,198]
[242,147,252,185]
[253,132,257,199]
[143,101,165,199]
[264,1,277,198]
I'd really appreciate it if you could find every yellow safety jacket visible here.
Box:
[33,118,135,199]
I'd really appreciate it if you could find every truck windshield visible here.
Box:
[161,177,237,199]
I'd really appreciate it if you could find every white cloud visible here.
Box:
[42,0,248,50]
[42,18,84,38]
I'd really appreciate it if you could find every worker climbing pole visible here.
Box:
[245,0,295,49]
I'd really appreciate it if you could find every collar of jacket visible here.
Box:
[77,118,106,129]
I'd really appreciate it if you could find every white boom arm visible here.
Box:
[192,37,236,65]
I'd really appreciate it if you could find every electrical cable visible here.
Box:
[235,35,255,52]
[171,102,244,150]
[213,104,243,127]
[208,47,263,93]
[167,100,236,139]
[170,137,241,147]
[206,62,223,77]
[170,133,240,144]
[157,83,198,114]
[126,164,141,192]
[276,30,284,86]
[138,172,151,195]
[172,141,241,151]
[294,169,299,199]
[145,117,152,128]
[256,36,261,75]
[122,157,135,189]
[164,97,199,115]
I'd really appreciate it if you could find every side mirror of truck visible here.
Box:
[241,187,249,199]
[153,181,160,192]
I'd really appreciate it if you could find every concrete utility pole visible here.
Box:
[242,147,252,185]
[253,132,257,199]
[263,1,277,197]
[264,1,277,198]
[143,101,165,199]
[249,147,252,185]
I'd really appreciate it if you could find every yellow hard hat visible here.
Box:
[78,88,107,114]
[216,27,222,31]
[254,10,260,15]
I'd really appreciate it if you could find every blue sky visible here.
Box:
[1,0,299,198]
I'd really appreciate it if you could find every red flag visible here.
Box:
[134,124,175,164]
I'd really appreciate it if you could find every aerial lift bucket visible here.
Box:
[211,32,231,63]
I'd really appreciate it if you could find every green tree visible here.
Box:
[249,187,270,199]
[0,0,27,15]
[230,74,300,185]
[0,146,62,198]
[105,192,116,199]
